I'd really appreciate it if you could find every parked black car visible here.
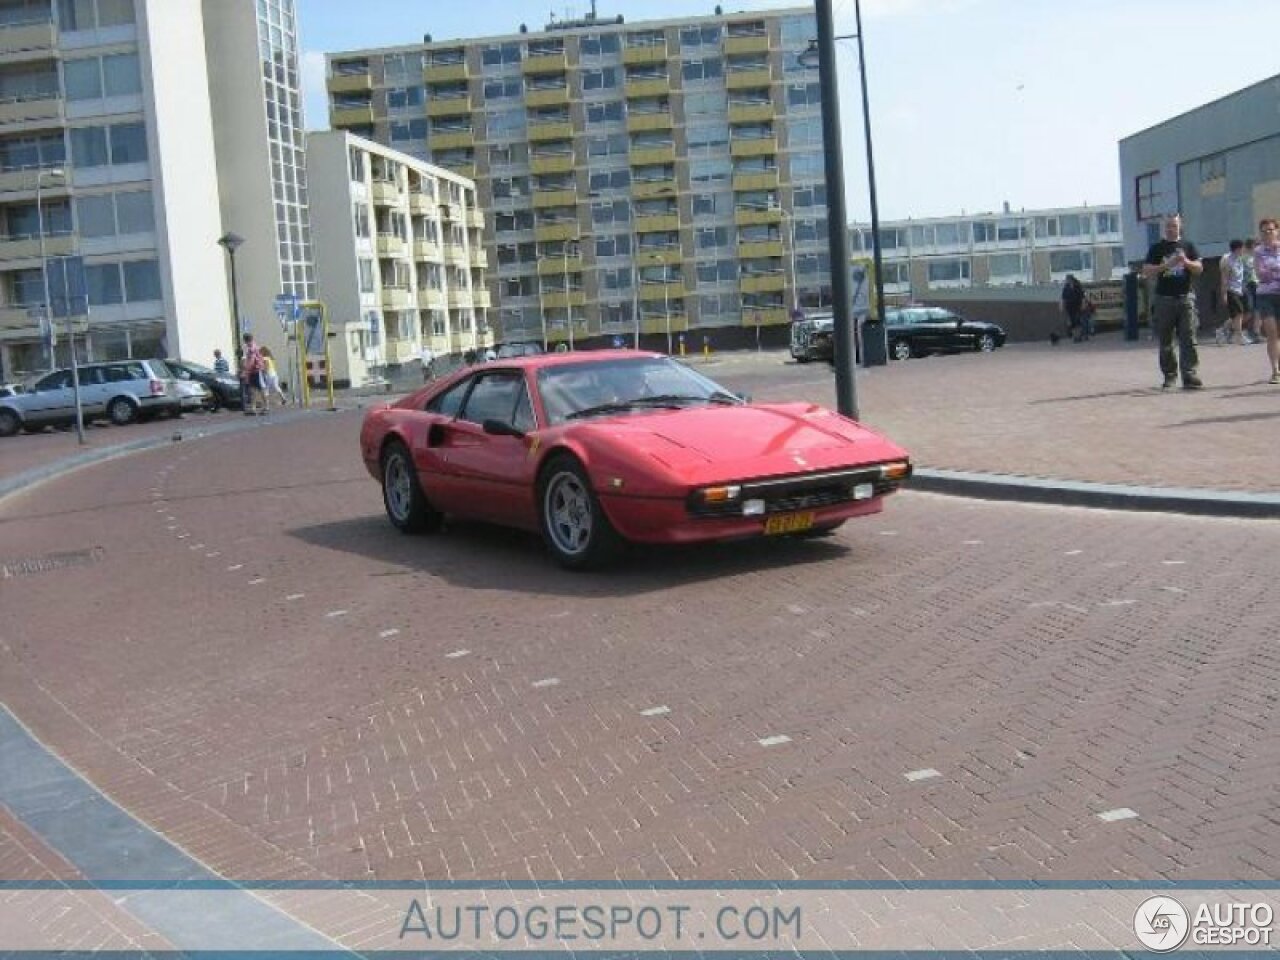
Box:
[884,307,1006,361]
[164,359,243,410]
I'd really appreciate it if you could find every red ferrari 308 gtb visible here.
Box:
[360,350,911,569]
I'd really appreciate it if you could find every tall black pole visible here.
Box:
[228,250,242,368]
[855,0,887,362]
[816,0,858,418]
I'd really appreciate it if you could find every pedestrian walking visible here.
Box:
[212,348,230,376]
[1060,274,1086,342]
[260,346,287,406]
[1253,218,1280,384]
[240,332,266,415]
[1142,213,1204,390]
[420,344,435,382]
[1216,239,1250,345]
[1243,237,1260,342]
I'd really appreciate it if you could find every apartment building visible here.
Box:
[0,0,310,384]
[850,204,1126,301]
[326,6,830,348]
[308,131,489,387]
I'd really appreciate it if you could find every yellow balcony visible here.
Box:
[734,206,782,226]
[0,167,67,195]
[524,86,570,108]
[531,152,575,175]
[469,248,488,268]
[409,194,433,215]
[448,289,476,308]
[738,240,784,259]
[430,129,474,151]
[536,256,584,277]
[413,239,442,260]
[439,160,476,179]
[472,289,491,308]
[627,111,672,133]
[522,52,568,74]
[725,35,770,55]
[745,307,789,325]
[624,77,670,99]
[730,137,777,158]
[0,21,56,57]
[427,97,472,117]
[629,145,675,166]
[371,180,400,205]
[728,102,774,124]
[439,202,463,222]
[541,290,585,310]
[465,208,484,229]
[634,213,679,233]
[640,313,687,335]
[532,188,577,209]
[726,68,772,90]
[381,287,413,310]
[331,105,374,127]
[376,235,407,257]
[0,94,58,126]
[443,244,469,266]
[0,233,73,262]
[327,72,371,94]
[527,120,573,143]
[424,62,468,83]
[740,273,785,294]
[638,281,684,302]
[622,45,667,66]
[0,306,85,338]
[732,170,779,192]
[637,248,681,267]
[417,288,447,309]
[631,179,677,199]
[535,222,578,243]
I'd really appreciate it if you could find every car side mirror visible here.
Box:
[482,418,525,438]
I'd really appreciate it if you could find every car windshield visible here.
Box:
[537,356,741,425]
[174,361,215,376]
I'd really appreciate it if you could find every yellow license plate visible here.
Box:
[764,511,814,535]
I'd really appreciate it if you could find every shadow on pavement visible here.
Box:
[288,514,861,598]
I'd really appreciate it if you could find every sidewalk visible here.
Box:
[2,334,1277,514]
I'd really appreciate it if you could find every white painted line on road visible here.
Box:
[1162,560,1186,566]
[192,543,204,550]
[905,768,942,782]
[531,678,560,688]
[445,649,470,659]
[758,735,792,747]
[248,577,265,585]
[1064,549,1084,556]
[877,530,898,536]
[1097,807,1138,822]
[205,553,219,559]
[325,609,348,618]
[1160,586,1187,595]
[227,564,243,571]
[786,604,808,615]
[640,706,670,717]
[1100,599,1137,607]
[963,540,983,546]
[379,628,400,639]
[285,593,305,601]
[176,534,188,540]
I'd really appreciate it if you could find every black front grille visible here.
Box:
[687,464,909,517]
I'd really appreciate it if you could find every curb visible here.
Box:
[0,408,327,504]
[912,468,1280,519]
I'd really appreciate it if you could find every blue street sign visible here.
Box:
[274,293,300,319]
[46,256,88,319]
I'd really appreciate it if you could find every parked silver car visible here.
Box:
[0,359,182,437]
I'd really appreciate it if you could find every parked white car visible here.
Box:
[0,359,182,436]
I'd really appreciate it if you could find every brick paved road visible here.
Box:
[2,411,1277,886]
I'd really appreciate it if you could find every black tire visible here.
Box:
[107,396,137,426]
[0,409,21,437]
[891,340,913,362]
[538,454,622,570]
[976,334,997,352]
[381,440,441,534]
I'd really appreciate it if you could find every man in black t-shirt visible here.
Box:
[1142,213,1203,389]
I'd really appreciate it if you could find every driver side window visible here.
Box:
[458,372,523,426]
[426,378,470,416]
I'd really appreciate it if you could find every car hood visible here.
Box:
[578,402,908,485]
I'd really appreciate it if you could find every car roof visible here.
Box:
[482,348,664,371]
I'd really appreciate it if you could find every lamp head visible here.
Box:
[217,232,245,253]
[797,39,820,68]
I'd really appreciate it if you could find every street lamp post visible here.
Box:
[564,238,575,351]
[217,232,245,395]
[36,166,65,372]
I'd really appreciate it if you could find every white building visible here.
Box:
[308,131,489,388]
[0,0,311,383]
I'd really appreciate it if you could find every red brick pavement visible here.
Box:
[2,414,1278,891]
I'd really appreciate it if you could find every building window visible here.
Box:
[358,258,374,293]
[987,252,1027,281]
[926,258,970,284]
[1136,171,1160,221]
[1049,249,1093,274]
[123,259,161,301]
[1199,153,1226,184]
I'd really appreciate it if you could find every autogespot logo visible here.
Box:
[1134,895,1190,952]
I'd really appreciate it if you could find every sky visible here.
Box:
[294,0,1279,222]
